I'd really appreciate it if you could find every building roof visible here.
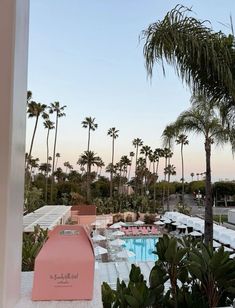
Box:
[23,205,71,232]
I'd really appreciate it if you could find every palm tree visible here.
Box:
[173,95,229,245]
[107,127,119,198]
[164,164,176,211]
[151,148,164,208]
[128,151,135,181]
[43,118,54,203]
[190,172,195,181]
[77,151,100,203]
[162,125,176,166]
[176,134,189,205]
[39,163,51,175]
[196,173,200,181]
[55,153,60,170]
[49,101,66,203]
[140,145,151,193]
[142,5,235,107]
[64,161,73,173]
[27,101,47,166]
[162,148,173,206]
[82,117,98,152]
[132,138,143,193]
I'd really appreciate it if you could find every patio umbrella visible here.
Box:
[117,249,135,258]
[109,223,121,229]
[177,224,187,229]
[230,253,235,259]
[134,220,144,225]
[91,221,102,227]
[154,221,165,226]
[171,222,180,226]
[162,219,171,224]
[92,234,106,241]
[189,231,202,237]
[112,230,125,236]
[110,238,125,246]
[94,246,108,256]
[118,221,127,226]
[213,240,221,248]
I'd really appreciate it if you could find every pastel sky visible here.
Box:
[27,0,235,182]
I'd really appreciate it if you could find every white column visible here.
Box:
[0,0,29,307]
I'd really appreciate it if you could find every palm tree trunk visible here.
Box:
[45,127,50,203]
[110,137,114,198]
[87,164,91,203]
[27,115,39,167]
[181,143,185,207]
[87,128,90,152]
[135,146,138,194]
[204,139,213,246]
[51,113,58,203]
[128,157,133,181]
[167,173,170,211]
[162,157,167,207]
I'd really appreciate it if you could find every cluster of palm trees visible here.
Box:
[142,5,235,244]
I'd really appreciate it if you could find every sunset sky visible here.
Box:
[27,0,235,182]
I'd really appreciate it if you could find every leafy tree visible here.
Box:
[190,172,195,181]
[132,138,143,193]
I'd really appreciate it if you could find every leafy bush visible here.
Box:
[22,225,48,271]
[144,214,156,224]
[102,234,235,307]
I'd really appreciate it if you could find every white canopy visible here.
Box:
[112,230,125,236]
[118,221,127,226]
[94,246,108,256]
[189,231,202,237]
[134,220,144,225]
[117,249,135,258]
[162,219,171,224]
[110,238,126,246]
[154,221,165,226]
[171,222,180,226]
[213,240,221,248]
[177,224,187,229]
[92,234,106,241]
[109,223,121,229]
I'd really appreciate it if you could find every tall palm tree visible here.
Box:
[82,117,98,152]
[162,148,173,206]
[142,5,235,107]
[128,151,135,181]
[176,134,189,205]
[77,151,100,203]
[43,118,54,203]
[164,164,176,211]
[173,95,229,245]
[162,125,176,165]
[27,101,47,166]
[64,161,73,173]
[196,173,200,181]
[190,172,195,181]
[140,145,152,193]
[132,138,143,193]
[107,127,119,198]
[49,101,66,203]
[151,148,164,208]
[55,153,60,170]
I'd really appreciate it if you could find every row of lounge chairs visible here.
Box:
[120,226,160,236]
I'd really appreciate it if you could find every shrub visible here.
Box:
[144,214,155,224]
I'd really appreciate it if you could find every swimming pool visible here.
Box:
[122,237,158,262]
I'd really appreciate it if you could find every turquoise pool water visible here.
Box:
[122,237,158,262]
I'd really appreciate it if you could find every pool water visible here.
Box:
[122,237,158,262]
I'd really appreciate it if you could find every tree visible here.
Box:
[140,145,152,193]
[164,164,176,211]
[190,172,195,181]
[43,118,54,203]
[151,148,164,209]
[176,134,189,205]
[132,138,143,193]
[77,151,100,203]
[55,153,60,170]
[173,95,229,245]
[64,161,73,173]
[142,5,235,106]
[27,101,47,166]
[49,102,66,203]
[107,127,119,198]
[128,151,135,181]
[162,148,173,206]
[82,117,98,152]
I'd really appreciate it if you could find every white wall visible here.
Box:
[0,0,29,306]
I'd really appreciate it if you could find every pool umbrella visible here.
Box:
[134,220,144,225]
[94,246,108,256]
[177,224,187,229]
[213,241,221,248]
[109,223,121,229]
[92,234,106,241]
[118,221,127,226]
[110,238,125,246]
[216,246,233,252]
[112,230,125,236]
[162,219,171,224]
[154,221,165,226]
[117,249,135,258]
[91,221,102,227]
[171,222,180,226]
[189,231,202,237]
[230,253,235,259]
